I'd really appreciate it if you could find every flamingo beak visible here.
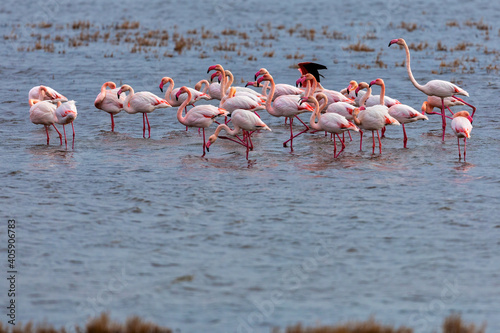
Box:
[355,87,360,97]
[254,70,261,80]
[159,82,164,92]
[205,141,212,151]
[117,90,122,99]
[388,39,398,47]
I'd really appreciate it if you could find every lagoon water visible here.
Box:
[1,0,500,332]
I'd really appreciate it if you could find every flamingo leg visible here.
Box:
[452,96,476,118]
[377,130,382,154]
[244,131,250,159]
[334,133,345,158]
[359,130,364,151]
[248,132,254,151]
[218,135,247,147]
[145,113,151,138]
[381,126,386,138]
[283,116,309,150]
[142,113,146,138]
[441,98,446,141]
[110,114,115,132]
[333,134,337,157]
[446,106,455,116]
[71,122,75,150]
[52,124,62,145]
[202,128,206,157]
[372,131,376,154]
[348,131,352,141]
[62,124,68,149]
[45,125,50,145]
[463,138,467,161]
[402,124,408,148]
[426,111,453,119]
[457,137,462,160]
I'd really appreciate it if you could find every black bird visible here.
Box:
[297,62,327,83]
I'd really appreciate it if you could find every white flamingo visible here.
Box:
[451,111,473,161]
[117,84,171,138]
[159,77,210,107]
[55,100,78,149]
[29,85,67,102]
[29,99,62,145]
[389,37,475,141]
[94,81,125,132]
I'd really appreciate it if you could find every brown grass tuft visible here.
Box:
[276,317,412,333]
[398,21,418,32]
[116,20,140,30]
[443,314,486,333]
[343,41,374,52]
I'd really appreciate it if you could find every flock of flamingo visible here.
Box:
[28,38,476,160]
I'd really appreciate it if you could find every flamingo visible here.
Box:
[353,82,400,154]
[28,85,68,102]
[117,84,171,138]
[29,99,62,145]
[257,73,314,151]
[175,86,228,157]
[194,79,213,100]
[205,109,271,159]
[421,96,465,116]
[451,111,473,161]
[301,94,359,158]
[207,65,264,115]
[347,80,400,107]
[252,68,303,100]
[159,77,210,107]
[222,70,265,103]
[298,73,354,106]
[389,38,475,141]
[94,81,125,132]
[369,79,428,148]
[55,100,78,149]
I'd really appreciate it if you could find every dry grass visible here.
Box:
[263,50,275,57]
[0,314,485,333]
[408,41,428,51]
[465,18,489,31]
[115,20,140,30]
[446,20,460,27]
[398,21,418,32]
[343,41,374,52]
[436,41,448,51]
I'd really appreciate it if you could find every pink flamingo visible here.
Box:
[159,77,210,107]
[55,100,78,149]
[117,84,171,138]
[252,68,303,100]
[302,94,359,158]
[347,80,400,107]
[389,38,475,141]
[175,86,228,157]
[353,82,400,154]
[421,96,465,116]
[29,85,67,102]
[222,70,265,103]
[257,73,314,151]
[94,81,125,132]
[208,65,264,116]
[193,79,212,100]
[29,99,62,145]
[451,111,473,161]
[370,78,428,147]
[206,109,271,159]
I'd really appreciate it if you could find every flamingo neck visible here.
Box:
[359,86,371,107]
[403,41,424,92]
[264,78,278,116]
[176,89,192,125]
[123,87,134,112]
[261,81,269,96]
[196,80,210,94]
[308,97,322,131]
[213,123,240,137]
[379,82,385,105]
[164,78,175,104]
[219,71,227,103]
[352,109,361,126]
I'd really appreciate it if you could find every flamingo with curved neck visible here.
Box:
[29,99,63,145]
[94,81,125,132]
[302,93,359,158]
[175,86,228,157]
[256,73,314,152]
[205,109,271,160]
[389,37,475,141]
[29,85,68,102]
[159,77,210,107]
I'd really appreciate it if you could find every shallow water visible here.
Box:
[1,0,500,332]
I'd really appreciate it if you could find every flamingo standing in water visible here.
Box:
[389,38,475,141]
[252,68,303,100]
[256,73,314,151]
[29,99,62,145]
[206,109,271,159]
[117,84,171,138]
[301,93,359,158]
[94,81,125,132]
[29,85,67,102]
[175,86,228,157]
[353,82,400,154]
[55,100,78,149]
[451,111,473,161]
[369,78,428,147]
[159,77,210,107]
